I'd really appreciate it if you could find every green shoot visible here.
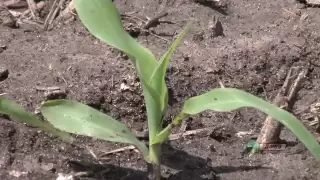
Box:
[40,99,149,158]
[0,96,73,143]
[152,88,320,160]
[1,0,320,180]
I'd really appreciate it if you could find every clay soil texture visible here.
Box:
[1,0,320,180]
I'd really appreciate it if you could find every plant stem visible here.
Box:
[148,144,162,180]
[147,162,161,180]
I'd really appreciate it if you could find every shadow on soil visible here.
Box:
[194,0,229,15]
[69,144,273,180]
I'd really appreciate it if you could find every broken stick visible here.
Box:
[99,127,217,156]
[257,67,308,149]
[54,0,76,23]
[44,0,66,30]
[26,0,39,18]
[142,11,168,29]
[22,1,46,17]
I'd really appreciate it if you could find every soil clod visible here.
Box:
[0,66,8,81]
[0,5,17,28]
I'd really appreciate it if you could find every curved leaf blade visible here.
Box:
[74,0,157,82]
[140,78,163,140]
[0,96,73,143]
[150,24,192,113]
[182,88,320,160]
[151,112,188,145]
[74,0,164,143]
[151,124,173,145]
[152,88,320,161]
[40,99,149,157]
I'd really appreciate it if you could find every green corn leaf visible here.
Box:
[74,0,157,82]
[74,0,164,142]
[152,88,320,160]
[140,78,163,139]
[40,99,149,158]
[147,24,191,142]
[0,96,73,143]
[151,124,173,145]
[150,23,192,113]
[151,112,188,145]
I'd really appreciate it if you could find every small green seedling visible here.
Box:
[1,0,320,180]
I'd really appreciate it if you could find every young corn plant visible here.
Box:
[1,0,320,179]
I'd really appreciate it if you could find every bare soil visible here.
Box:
[1,0,320,179]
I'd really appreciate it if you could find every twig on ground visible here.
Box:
[85,146,103,164]
[179,120,188,132]
[98,127,217,156]
[26,0,38,19]
[111,75,114,88]
[22,1,46,17]
[35,86,61,91]
[142,11,168,30]
[288,69,308,100]
[236,130,256,138]
[18,18,44,28]
[49,0,67,29]
[43,0,58,30]
[8,10,22,17]
[218,78,225,88]
[257,67,307,149]
[55,0,76,24]
[148,31,170,42]
[12,2,45,29]
[121,13,146,23]
[44,0,66,30]
[99,145,136,157]
[73,171,92,178]
[169,127,214,140]
[58,72,68,86]
[122,11,171,41]
[86,146,98,159]
[124,25,170,41]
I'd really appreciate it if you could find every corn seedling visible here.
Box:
[1,0,320,179]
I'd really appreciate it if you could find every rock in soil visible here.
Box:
[0,66,8,81]
[0,5,17,28]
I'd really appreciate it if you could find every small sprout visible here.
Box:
[245,140,260,154]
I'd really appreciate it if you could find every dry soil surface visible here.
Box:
[1,0,320,180]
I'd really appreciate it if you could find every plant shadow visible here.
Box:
[194,0,229,15]
[69,144,274,180]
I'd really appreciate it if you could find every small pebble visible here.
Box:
[209,16,224,38]
[0,45,6,53]
[0,67,9,81]
[41,162,55,172]
[209,145,217,152]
